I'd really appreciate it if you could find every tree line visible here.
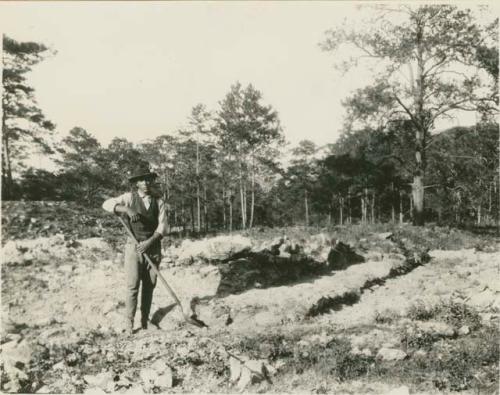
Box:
[2,5,498,230]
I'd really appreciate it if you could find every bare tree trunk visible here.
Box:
[339,196,344,226]
[243,183,247,227]
[239,167,246,230]
[410,194,414,222]
[173,205,177,229]
[371,191,375,224]
[190,203,195,233]
[249,155,255,229]
[399,190,404,225]
[477,204,482,226]
[229,194,233,233]
[222,187,226,230]
[455,191,461,224]
[412,26,427,226]
[359,196,365,224]
[362,188,368,224]
[412,173,425,225]
[2,133,13,199]
[196,142,201,232]
[305,189,309,226]
[488,183,492,224]
[204,180,208,232]
[196,184,201,232]
[181,201,186,232]
[391,183,395,223]
[348,192,352,224]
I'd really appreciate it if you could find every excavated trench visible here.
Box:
[306,240,431,317]
[188,233,433,327]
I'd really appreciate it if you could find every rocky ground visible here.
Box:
[1,201,499,394]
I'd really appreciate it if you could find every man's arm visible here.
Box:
[102,193,141,222]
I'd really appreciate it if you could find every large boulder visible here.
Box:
[167,235,252,265]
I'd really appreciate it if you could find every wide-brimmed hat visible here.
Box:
[128,161,158,183]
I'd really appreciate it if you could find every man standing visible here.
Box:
[102,161,168,335]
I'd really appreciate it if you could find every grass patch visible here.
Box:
[292,337,374,381]
[408,300,482,330]
[231,317,498,393]
[397,325,499,392]
[374,309,401,324]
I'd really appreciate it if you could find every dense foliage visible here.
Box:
[2,6,498,230]
[2,35,56,199]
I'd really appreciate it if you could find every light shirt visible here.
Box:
[102,191,168,237]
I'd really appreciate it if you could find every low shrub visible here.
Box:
[408,301,482,330]
[292,337,375,382]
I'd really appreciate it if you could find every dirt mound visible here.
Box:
[2,235,113,266]
[1,200,123,245]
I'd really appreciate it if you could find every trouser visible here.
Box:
[124,239,161,324]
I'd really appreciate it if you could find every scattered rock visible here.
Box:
[83,371,114,391]
[252,236,284,255]
[124,385,146,394]
[53,361,66,370]
[2,339,33,366]
[83,388,107,395]
[327,241,365,270]
[154,370,173,389]
[352,347,372,357]
[36,385,52,393]
[375,232,393,240]
[376,347,407,361]
[414,321,455,337]
[58,265,74,273]
[468,288,496,310]
[458,325,470,335]
[278,243,291,258]
[387,385,410,395]
[3,359,29,383]
[414,350,427,358]
[140,368,158,391]
[149,359,173,388]
[238,359,268,390]
[32,317,58,327]
[229,356,243,383]
[480,313,494,322]
[229,356,268,390]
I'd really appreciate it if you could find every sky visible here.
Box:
[0,1,495,155]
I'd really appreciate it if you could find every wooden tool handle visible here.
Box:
[117,215,183,309]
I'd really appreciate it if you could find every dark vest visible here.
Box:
[128,192,159,242]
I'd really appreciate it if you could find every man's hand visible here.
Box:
[127,208,141,223]
[137,239,153,254]
[136,233,161,254]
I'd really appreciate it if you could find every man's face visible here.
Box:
[136,177,154,195]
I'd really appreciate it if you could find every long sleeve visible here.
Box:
[155,198,168,237]
[102,192,133,213]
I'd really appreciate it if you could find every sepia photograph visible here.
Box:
[1,1,499,393]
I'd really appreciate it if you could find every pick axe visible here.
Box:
[117,215,208,329]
